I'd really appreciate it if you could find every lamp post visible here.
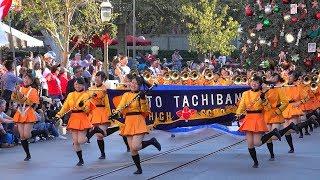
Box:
[132,0,136,61]
[101,0,113,79]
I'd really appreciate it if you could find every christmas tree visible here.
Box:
[240,0,320,71]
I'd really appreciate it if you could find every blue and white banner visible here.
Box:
[108,85,250,130]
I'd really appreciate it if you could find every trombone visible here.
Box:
[163,71,171,81]
[143,71,152,81]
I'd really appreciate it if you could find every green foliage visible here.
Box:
[181,0,239,56]
[19,0,117,66]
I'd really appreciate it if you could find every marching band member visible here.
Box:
[11,70,40,161]
[112,75,161,174]
[262,73,297,161]
[217,68,232,85]
[299,77,319,135]
[236,76,281,168]
[88,71,112,159]
[281,71,306,153]
[55,77,102,166]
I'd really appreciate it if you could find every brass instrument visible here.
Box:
[234,77,242,85]
[234,76,247,85]
[261,76,267,82]
[242,76,248,83]
[171,71,180,81]
[190,70,200,80]
[143,71,152,81]
[204,70,214,80]
[303,75,311,85]
[163,71,171,81]
[181,71,190,81]
[311,74,319,83]
[311,82,318,91]
[312,70,320,76]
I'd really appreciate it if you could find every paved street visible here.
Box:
[1,127,320,180]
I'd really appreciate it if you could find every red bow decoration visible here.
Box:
[176,106,197,121]
[101,33,112,45]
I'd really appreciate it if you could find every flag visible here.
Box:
[0,0,12,20]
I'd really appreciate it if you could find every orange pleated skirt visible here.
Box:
[120,115,148,136]
[239,113,268,133]
[302,99,319,111]
[89,107,110,125]
[282,104,304,119]
[263,109,285,124]
[13,107,37,123]
[67,112,92,131]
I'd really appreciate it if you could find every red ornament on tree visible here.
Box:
[315,12,320,20]
[282,0,291,4]
[291,16,298,23]
[245,5,254,16]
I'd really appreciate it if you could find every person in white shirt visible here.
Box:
[149,60,161,76]
[115,55,130,82]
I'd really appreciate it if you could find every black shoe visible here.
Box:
[76,161,84,166]
[99,154,106,159]
[252,163,259,168]
[305,131,311,135]
[151,138,161,151]
[288,149,294,153]
[269,157,275,161]
[24,155,31,161]
[299,134,303,138]
[133,169,142,174]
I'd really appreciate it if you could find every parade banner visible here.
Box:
[108,85,250,130]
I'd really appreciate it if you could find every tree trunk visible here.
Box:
[41,30,62,62]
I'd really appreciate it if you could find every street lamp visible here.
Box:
[100,0,113,79]
[101,0,113,22]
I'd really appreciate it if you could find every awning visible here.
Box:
[0,22,44,48]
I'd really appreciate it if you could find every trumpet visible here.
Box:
[311,82,318,91]
[171,71,180,81]
[190,70,200,80]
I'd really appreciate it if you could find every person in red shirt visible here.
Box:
[58,68,69,99]
[46,66,63,100]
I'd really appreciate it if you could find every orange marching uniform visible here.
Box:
[263,87,289,124]
[88,84,111,125]
[11,86,40,123]
[56,91,95,131]
[301,84,320,112]
[282,84,307,119]
[116,92,150,136]
[236,90,269,133]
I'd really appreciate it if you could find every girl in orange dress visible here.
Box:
[112,75,161,174]
[88,71,111,159]
[262,73,298,161]
[11,70,40,161]
[281,71,306,152]
[236,76,281,168]
[299,81,319,135]
[55,77,102,166]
